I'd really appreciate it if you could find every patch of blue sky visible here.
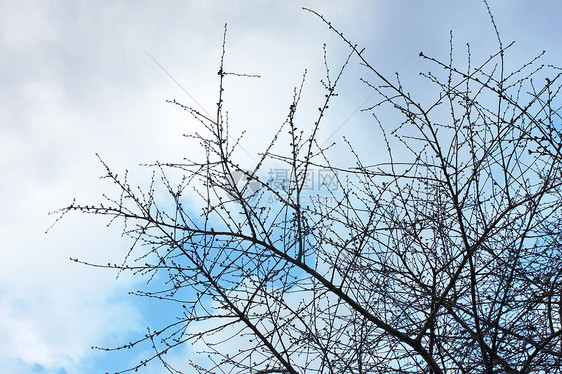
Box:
[29,364,68,374]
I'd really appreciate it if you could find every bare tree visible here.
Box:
[53,5,562,374]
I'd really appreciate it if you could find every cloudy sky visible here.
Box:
[1,1,561,373]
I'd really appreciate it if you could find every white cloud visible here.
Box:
[0,0,57,49]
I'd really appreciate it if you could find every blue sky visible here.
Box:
[1,1,562,373]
